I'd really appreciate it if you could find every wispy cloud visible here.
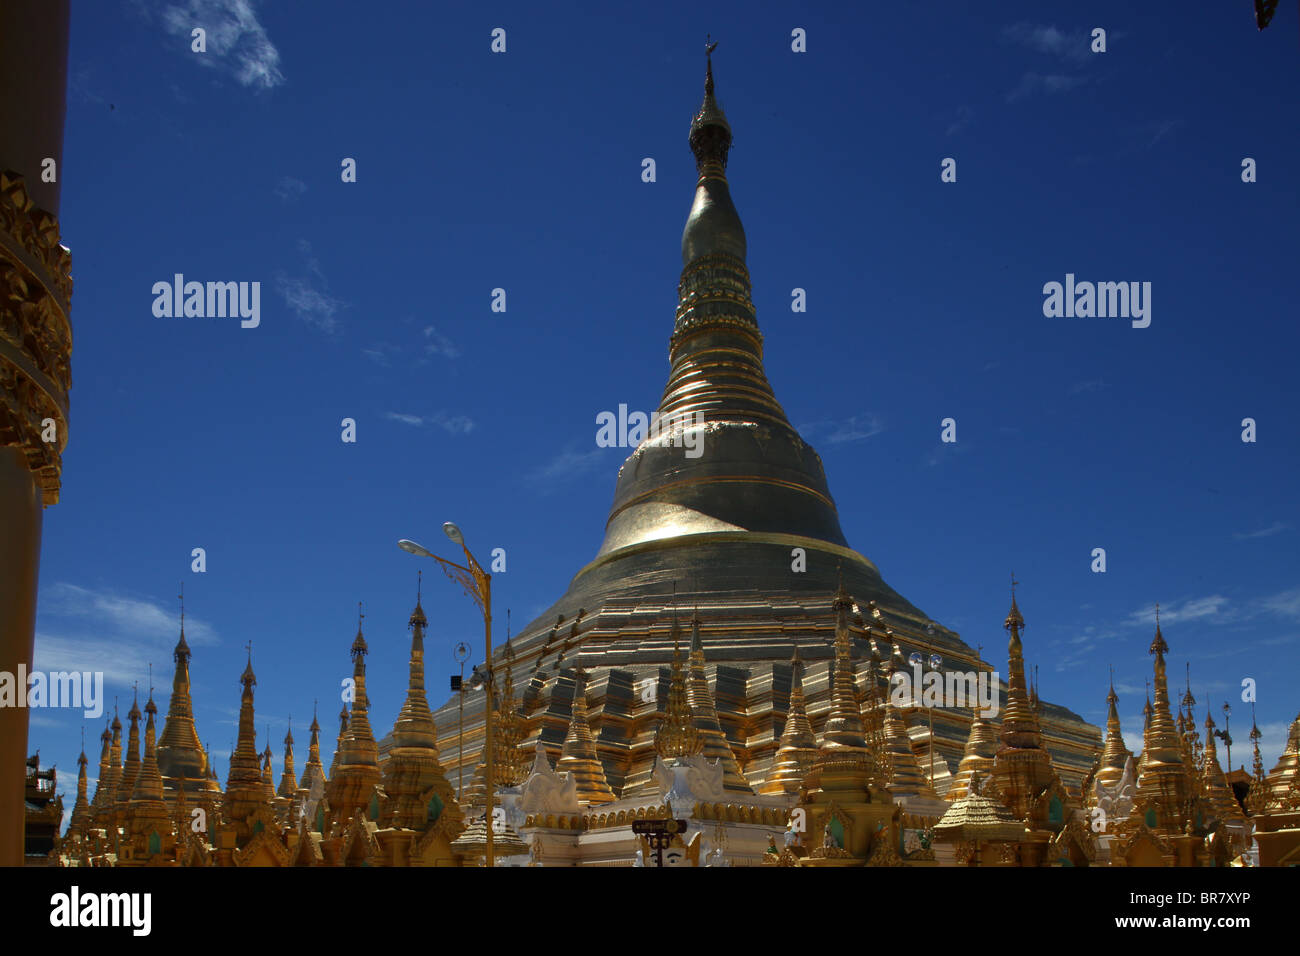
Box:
[1234,522,1288,541]
[362,342,397,366]
[828,414,885,444]
[423,325,462,360]
[1006,72,1087,103]
[274,175,307,202]
[1070,380,1109,395]
[276,240,344,334]
[160,0,285,89]
[40,583,218,646]
[34,583,221,694]
[1002,23,1092,63]
[946,106,974,137]
[799,414,885,445]
[1263,587,1300,620]
[528,447,609,487]
[1128,595,1230,628]
[384,411,475,435]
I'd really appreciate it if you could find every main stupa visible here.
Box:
[431,50,1100,799]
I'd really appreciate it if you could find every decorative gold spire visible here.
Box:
[493,636,529,788]
[380,581,463,836]
[556,667,616,805]
[116,687,143,817]
[686,606,752,791]
[1134,606,1195,832]
[881,644,937,799]
[89,720,116,827]
[222,644,268,841]
[947,704,999,802]
[1096,668,1133,790]
[326,605,382,832]
[1265,709,1300,805]
[654,613,704,760]
[68,732,91,838]
[157,585,218,803]
[763,645,819,795]
[820,576,869,753]
[991,581,1060,826]
[129,688,166,805]
[277,722,298,799]
[1246,708,1269,814]
[123,685,173,861]
[330,703,349,778]
[1201,711,1243,826]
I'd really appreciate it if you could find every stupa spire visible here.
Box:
[1096,667,1133,790]
[991,580,1061,826]
[130,685,165,804]
[326,605,382,833]
[277,721,298,798]
[224,644,265,816]
[686,605,751,791]
[762,644,818,794]
[1134,605,1194,831]
[68,731,91,838]
[157,584,216,801]
[381,580,462,834]
[89,720,115,827]
[556,666,616,805]
[115,686,143,818]
[654,615,703,761]
[820,577,868,752]
[586,41,852,562]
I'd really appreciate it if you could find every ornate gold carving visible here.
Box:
[0,170,72,504]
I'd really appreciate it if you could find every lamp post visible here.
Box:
[453,641,470,798]
[399,523,495,866]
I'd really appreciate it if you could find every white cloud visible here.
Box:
[1006,72,1087,103]
[1128,596,1229,628]
[529,447,608,486]
[274,175,307,202]
[423,325,462,360]
[161,0,285,89]
[1002,23,1091,63]
[276,240,344,334]
[384,411,475,435]
[1235,522,1289,540]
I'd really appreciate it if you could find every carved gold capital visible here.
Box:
[0,170,72,504]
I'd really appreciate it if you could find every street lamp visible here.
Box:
[398,526,495,866]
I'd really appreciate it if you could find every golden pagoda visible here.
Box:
[87,720,115,832]
[322,607,382,860]
[65,736,91,847]
[760,646,818,795]
[1264,709,1300,803]
[787,578,912,867]
[1096,670,1134,792]
[373,583,465,866]
[215,648,287,864]
[946,699,999,802]
[990,585,1074,865]
[881,640,942,809]
[156,593,220,808]
[121,689,175,865]
[686,609,751,792]
[555,666,616,806]
[297,705,327,827]
[114,689,143,837]
[428,43,1100,804]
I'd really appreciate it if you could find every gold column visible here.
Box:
[0,0,72,867]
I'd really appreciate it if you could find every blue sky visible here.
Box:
[30,1,1299,817]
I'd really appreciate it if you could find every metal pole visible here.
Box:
[484,573,494,868]
[458,660,465,797]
